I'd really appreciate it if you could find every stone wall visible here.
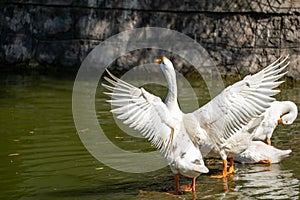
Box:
[1,0,300,79]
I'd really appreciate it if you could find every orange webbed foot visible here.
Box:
[211,173,228,178]
[165,190,183,195]
[211,159,228,178]
[180,177,196,192]
[227,167,235,174]
[258,159,271,165]
[181,184,193,192]
[227,157,235,174]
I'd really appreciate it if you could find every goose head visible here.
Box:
[155,56,175,75]
[278,101,298,125]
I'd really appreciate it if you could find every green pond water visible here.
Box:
[0,68,299,200]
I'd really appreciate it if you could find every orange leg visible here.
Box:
[222,159,228,177]
[266,137,271,145]
[211,159,228,178]
[173,174,182,195]
[191,177,196,192]
[166,174,182,195]
[227,157,235,174]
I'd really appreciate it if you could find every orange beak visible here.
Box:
[155,56,167,64]
[278,117,283,124]
[155,59,162,64]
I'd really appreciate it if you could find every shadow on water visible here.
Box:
[0,69,299,199]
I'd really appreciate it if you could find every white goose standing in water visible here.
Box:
[252,100,298,145]
[103,55,289,193]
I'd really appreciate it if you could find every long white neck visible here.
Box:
[163,68,180,112]
[281,101,298,123]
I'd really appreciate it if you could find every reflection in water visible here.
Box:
[0,70,299,199]
[237,164,299,199]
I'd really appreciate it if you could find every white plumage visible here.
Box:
[234,140,292,164]
[103,57,208,194]
[202,100,297,165]
[252,100,298,145]
[192,56,289,177]
[103,55,289,193]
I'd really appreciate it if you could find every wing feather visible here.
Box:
[192,55,289,150]
[102,70,175,157]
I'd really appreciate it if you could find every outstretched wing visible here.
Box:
[192,56,289,151]
[102,70,176,157]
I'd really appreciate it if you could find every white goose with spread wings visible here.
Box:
[103,57,208,194]
[102,55,288,193]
